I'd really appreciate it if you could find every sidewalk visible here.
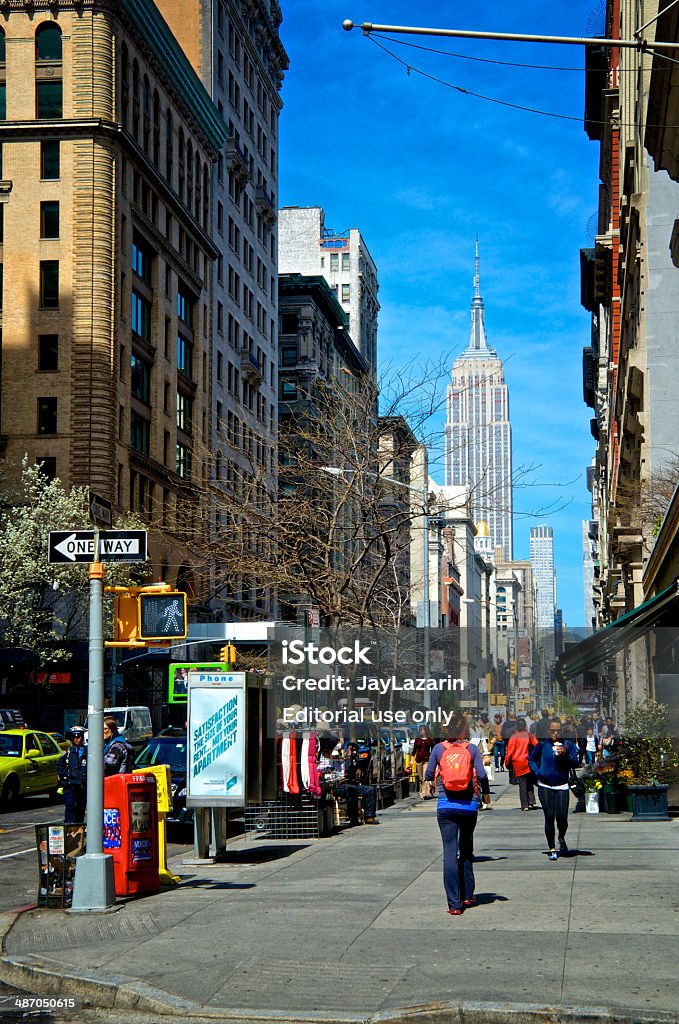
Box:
[2,781,679,1024]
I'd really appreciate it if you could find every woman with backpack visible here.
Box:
[424,712,491,916]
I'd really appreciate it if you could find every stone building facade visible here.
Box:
[0,0,226,591]
[154,0,287,619]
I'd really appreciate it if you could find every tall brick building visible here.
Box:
[0,0,225,591]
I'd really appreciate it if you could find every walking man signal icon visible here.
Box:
[138,592,188,641]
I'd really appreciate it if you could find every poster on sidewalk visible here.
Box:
[187,672,246,807]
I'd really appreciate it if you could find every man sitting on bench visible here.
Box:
[337,743,380,826]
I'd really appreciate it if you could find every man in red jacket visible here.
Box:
[505,718,537,810]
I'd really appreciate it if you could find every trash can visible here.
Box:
[35,822,87,908]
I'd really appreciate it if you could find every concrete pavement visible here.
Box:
[1,779,679,1024]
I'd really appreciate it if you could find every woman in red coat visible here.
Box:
[505,718,537,810]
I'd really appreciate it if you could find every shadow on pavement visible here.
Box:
[474,893,509,905]
[178,879,257,890]
[213,844,311,864]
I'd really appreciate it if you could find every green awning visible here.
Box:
[556,578,679,682]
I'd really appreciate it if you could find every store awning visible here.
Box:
[556,578,679,682]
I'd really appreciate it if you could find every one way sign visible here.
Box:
[48,530,148,564]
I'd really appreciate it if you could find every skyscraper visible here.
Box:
[530,526,557,657]
[445,243,513,557]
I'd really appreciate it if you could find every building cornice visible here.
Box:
[0,118,219,258]
[1,1,227,153]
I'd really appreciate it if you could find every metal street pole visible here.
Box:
[422,486,431,700]
[71,536,115,912]
[342,19,679,51]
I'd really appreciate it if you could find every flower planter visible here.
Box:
[628,784,670,822]
[585,791,600,813]
[601,788,623,813]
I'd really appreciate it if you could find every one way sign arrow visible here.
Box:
[48,530,147,564]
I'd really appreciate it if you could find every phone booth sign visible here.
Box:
[187,672,246,807]
[103,773,160,896]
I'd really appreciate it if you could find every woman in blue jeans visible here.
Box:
[425,713,491,915]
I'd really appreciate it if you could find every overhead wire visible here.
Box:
[371,32,678,74]
[367,35,679,130]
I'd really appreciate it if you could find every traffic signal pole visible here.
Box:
[71,551,115,912]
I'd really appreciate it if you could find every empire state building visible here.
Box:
[445,244,513,559]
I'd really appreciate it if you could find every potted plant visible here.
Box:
[618,700,679,821]
[594,764,623,813]
[582,774,601,813]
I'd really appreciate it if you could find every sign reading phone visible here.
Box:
[187,672,246,807]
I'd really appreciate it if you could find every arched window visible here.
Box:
[177,126,185,199]
[202,164,209,231]
[36,23,62,62]
[194,153,201,221]
[186,139,193,211]
[131,60,139,139]
[120,43,129,127]
[165,109,174,184]
[0,28,6,121]
[142,75,150,152]
[152,90,160,167]
[35,23,63,119]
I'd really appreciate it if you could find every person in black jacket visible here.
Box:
[103,716,134,776]
[335,744,379,825]
[57,726,88,823]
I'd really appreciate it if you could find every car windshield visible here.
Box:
[135,739,187,773]
[0,736,22,758]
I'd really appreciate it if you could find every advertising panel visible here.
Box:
[168,662,232,703]
[187,672,246,807]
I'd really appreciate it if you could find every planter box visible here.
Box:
[628,784,670,821]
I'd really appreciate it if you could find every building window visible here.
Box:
[37,457,57,482]
[39,260,59,308]
[342,253,350,271]
[281,344,297,367]
[177,285,193,327]
[176,442,191,478]
[40,141,60,179]
[330,253,339,271]
[131,291,151,342]
[36,23,62,61]
[130,412,150,454]
[38,334,59,371]
[36,81,62,119]
[131,235,152,283]
[176,391,193,433]
[177,335,193,378]
[341,283,350,303]
[37,397,57,434]
[131,352,151,404]
[217,350,223,382]
[280,381,297,401]
[40,201,59,239]
[281,313,297,335]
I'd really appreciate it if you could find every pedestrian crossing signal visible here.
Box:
[138,592,188,640]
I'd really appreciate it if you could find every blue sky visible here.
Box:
[277,1,602,625]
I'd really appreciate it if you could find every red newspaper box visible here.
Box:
[103,773,160,897]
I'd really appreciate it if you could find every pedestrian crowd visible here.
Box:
[422,706,624,915]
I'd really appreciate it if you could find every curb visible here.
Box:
[1,907,678,1024]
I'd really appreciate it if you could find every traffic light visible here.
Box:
[220,644,237,663]
[510,660,518,677]
[138,592,187,640]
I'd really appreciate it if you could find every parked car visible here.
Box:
[339,721,386,784]
[134,734,192,826]
[0,709,25,730]
[0,729,62,806]
[85,706,153,750]
[391,726,416,757]
[380,728,405,778]
[49,732,70,751]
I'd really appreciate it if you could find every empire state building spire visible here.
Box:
[445,239,513,558]
[467,238,495,354]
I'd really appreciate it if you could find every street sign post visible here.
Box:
[89,491,112,528]
[48,530,147,564]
